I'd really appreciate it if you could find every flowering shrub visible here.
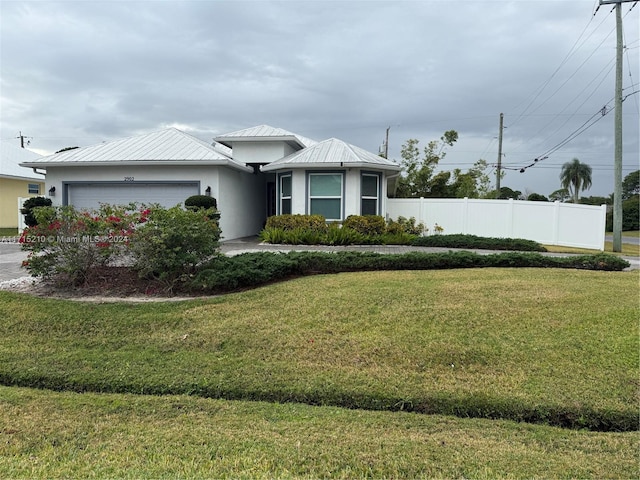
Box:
[20,204,143,284]
[20,203,220,287]
[128,205,221,288]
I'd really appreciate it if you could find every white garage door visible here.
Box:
[67,182,200,210]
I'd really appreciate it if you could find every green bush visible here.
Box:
[129,205,221,288]
[265,214,328,233]
[20,196,53,227]
[185,194,217,210]
[385,216,426,236]
[20,204,221,288]
[20,204,142,284]
[411,234,546,252]
[606,195,639,231]
[324,224,366,245]
[190,251,628,293]
[343,215,386,236]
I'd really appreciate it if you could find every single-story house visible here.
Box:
[0,142,45,229]
[21,125,401,240]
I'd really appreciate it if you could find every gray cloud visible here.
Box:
[1,0,638,197]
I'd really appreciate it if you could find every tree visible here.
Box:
[394,131,458,198]
[527,193,548,202]
[549,188,570,202]
[496,186,522,200]
[622,170,639,200]
[560,158,592,203]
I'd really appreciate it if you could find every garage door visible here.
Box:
[66,182,200,210]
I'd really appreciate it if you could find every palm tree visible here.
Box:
[560,158,592,203]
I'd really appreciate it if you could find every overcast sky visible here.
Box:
[1,0,638,197]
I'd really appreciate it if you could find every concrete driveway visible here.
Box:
[0,241,28,283]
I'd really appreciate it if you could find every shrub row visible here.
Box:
[261,214,427,246]
[411,234,547,252]
[189,251,629,293]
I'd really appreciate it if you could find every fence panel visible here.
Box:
[386,198,606,250]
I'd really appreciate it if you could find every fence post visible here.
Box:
[462,197,469,234]
[507,198,514,238]
[552,201,560,246]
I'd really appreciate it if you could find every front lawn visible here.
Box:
[1,386,637,479]
[0,268,637,477]
[0,268,636,431]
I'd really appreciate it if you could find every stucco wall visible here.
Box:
[0,178,45,228]
[233,142,296,164]
[284,168,390,219]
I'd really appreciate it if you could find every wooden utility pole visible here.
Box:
[599,0,634,252]
[496,113,504,191]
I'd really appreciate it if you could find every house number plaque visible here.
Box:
[124,177,134,181]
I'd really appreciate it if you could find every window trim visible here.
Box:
[306,171,345,221]
[360,171,381,216]
[277,172,292,215]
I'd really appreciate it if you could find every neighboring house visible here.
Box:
[0,142,45,229]
[20,125,401,240]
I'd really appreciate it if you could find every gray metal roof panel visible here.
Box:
[261,138,401,172]
[215,124,317,149]
[0,142,44,179]
[21,128,253,172]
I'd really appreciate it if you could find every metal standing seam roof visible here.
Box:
[20,128,253,173]
[214,124,318,149]
[261,138,402,172]
[0,142,44,180]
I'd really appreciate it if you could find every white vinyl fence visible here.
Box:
[386,198,607,250]
[17,197,29,233]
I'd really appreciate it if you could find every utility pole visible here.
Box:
[599,0,634,252]
[16,131,31,148]
[385,126,390,159]
[496,113,504,191]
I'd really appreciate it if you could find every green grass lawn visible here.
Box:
[1,386,637,479]
[0,268,638,477]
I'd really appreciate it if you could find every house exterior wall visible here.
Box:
[233,142,297,164]
[281,168,391,220]
[217,168,267,240]
[42,165,264,241]
[0,177,45,228]
[44,166,218,206]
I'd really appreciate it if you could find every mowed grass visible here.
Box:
[1,386,637,479]
[0,268,637,430]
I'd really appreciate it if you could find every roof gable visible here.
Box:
[20,128,252,172]
[215,125,317,149]
[0,142,44,180]
[261,138,401,172]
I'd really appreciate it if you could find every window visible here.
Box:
[28,183,40,194]
[308,172,343,220]
[361,173,380,215]
[279,173,292,215]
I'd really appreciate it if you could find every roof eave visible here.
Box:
[261,162,401,172]
[20,160,253,173]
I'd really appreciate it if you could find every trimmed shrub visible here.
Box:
[265,214,328,233]
[343,215,386,236]
[185,194,217,210]
[20,196,53,227]
[129,205,221,288]
[386,216,426,236]
[411,234,546,252]
[190,251,628,293]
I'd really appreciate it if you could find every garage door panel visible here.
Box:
[67,182,199,210]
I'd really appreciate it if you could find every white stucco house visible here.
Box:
[20,125,401,240]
